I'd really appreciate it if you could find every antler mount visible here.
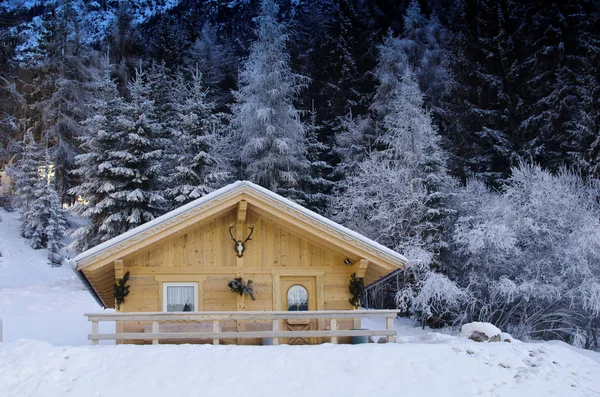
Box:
[229,224,254,258]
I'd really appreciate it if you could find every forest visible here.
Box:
[0,0,599,350]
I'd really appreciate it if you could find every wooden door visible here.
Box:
[280,276,317,344]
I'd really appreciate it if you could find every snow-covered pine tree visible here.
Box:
[70,61,165,252]
[517,0,596,172]
[397,0,450,118]
[371,32,408,124]
[333,67,456,319]
[228,0,310,200]
[13,130,43,239]
[184,23,231,109]
[21,149,67,256]
[28,0,92,199]
[45,181,67,266]
[336,67,454,261]
[298,103,333,214]
[162,67,227,208]
[332,111,375,180]
[445,0,520,185]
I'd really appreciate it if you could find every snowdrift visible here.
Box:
[1,339,599,397]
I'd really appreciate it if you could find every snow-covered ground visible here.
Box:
[1,208,600,397]
[0,209,114,346]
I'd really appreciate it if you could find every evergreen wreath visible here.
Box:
[227,277,256,300]
[114,271,131,310]
[348,273,365,308]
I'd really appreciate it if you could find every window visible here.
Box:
[163,283,198,312]
[287,285,308,311]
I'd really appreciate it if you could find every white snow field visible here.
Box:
[0,209,114,345]
[1,208,600,397]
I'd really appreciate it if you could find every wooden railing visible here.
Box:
[86,310,399,345]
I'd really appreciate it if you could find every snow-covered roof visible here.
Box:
[74,181,407,267]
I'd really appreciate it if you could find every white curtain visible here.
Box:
[166,286,195,312]
[287,285,308,310]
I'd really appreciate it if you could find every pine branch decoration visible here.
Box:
[348,273,365,308]
[227,277,256,300]
[114,271,131,310]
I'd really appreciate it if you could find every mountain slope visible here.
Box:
[0,209,113,345]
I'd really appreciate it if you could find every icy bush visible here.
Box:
[452,163,600,349]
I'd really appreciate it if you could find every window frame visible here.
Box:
[162,282,198,312]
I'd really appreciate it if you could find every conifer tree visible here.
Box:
[20,148,67,257]
[45,183,67,266]
[228,0,310,200]
[71,61,165,252]
[184,23,231,109]
[334,67,454,267]
[399,0,450,117]
[445,0,520,184]
[517,0,599,172]
[13,131,43,239]
[162,68,227,208]
[299,104,333,214]
[28,0,92,198]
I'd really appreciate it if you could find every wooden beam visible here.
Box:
[330,319,338,344]
[236,200,248,223]
[114,259,124,279]
[355,259,369,279]
[152,321,159,345]
[91,321,99,345]
[386,317,395,343]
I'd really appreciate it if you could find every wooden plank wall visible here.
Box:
[118,207,358,344]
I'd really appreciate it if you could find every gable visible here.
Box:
[74,181,406,307]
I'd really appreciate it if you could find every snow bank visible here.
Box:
[1,339,599,397]
[460,322,502,339]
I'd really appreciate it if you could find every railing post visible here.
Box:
[91,320,99,345]
[386,316,395,343]
[330,318,338,344]
[272,319,279,345]
[213,321,220,345]
[152,321,159,345]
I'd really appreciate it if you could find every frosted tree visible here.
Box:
[452,163,600,348]
[335,68,454,264]
[162,68,227,208]
[228,0,310,200]
[334,67,455,322]
[517,1,597,172]
[298,104,333,214]
[70,62,165,252]
[184,23,231,108]
[13,131,43,239]
[28,0,93,198]
[20,148,67,258]
[45,182,68,266]
[371,33,409,123]
[332,111,375,180]
[399,0,450,116]
[445,0,520,185]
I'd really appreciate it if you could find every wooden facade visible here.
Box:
[75,181,406,345]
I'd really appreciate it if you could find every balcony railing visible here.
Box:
[86,310,399,345]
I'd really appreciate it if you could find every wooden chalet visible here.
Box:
[75,181,406,345]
